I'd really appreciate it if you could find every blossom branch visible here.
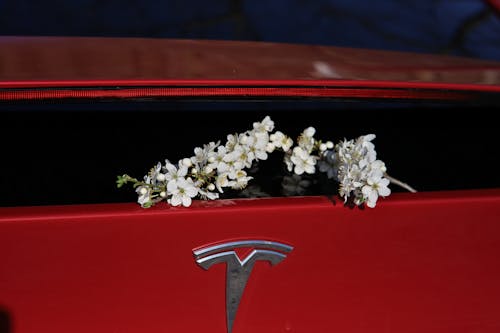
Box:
[118,116,413,209]
[384,174,417,193]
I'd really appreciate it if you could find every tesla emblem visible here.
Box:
[193,240,293,333]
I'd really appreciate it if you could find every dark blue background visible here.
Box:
[1,0,499,60]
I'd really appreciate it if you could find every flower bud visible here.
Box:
[160,191,167,198]
[319,143,327,151]
[182,158,192,167]
[207,183,215,191]
[208,156,216,163]
[156,173,166,182]
[139,187,148,195]
[326,141,334,149]
[204,166,213,174]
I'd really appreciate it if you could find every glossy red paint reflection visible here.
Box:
[1,37,500,88]
[1,190,500,333]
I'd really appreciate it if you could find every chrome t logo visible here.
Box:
[193,240,293,333]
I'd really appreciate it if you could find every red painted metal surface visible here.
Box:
[1,190,500,333]
[2,37,500,101]
[1,37,500,90]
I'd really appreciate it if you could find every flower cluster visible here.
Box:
[118,116,400,208]
[319,135,390,208]
[117,116,276,208]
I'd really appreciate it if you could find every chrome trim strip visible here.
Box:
[193,240,293,259]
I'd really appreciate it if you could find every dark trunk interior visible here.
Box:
[1,97,498,207]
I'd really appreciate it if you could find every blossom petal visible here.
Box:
[170,195,182,206]
[182,196,192,207]
[185,186,198,197]
[165,163,177,173]
[366,199,377,208]
[378,185,391,197]
[368,190,378,204]
[379,178,390,187]
[362,185,372,197]
[177,166,188,177]
[167,180,177,192]
[294,166,304,175]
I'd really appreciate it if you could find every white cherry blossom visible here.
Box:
[253,115,274,132]
[164,162,188,187]
[270,131,293,152]
[167,178,199,207]
[231,170,253,190]
[362,176,391,208]
[290,147,316,175]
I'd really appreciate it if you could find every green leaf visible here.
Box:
[142,201,153,208]
[116,175,126,188]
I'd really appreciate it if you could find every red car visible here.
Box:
[1,37,500,333]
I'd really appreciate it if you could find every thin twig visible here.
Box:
[385,174,417,193]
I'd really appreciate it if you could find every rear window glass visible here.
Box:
[0,97,498,207]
